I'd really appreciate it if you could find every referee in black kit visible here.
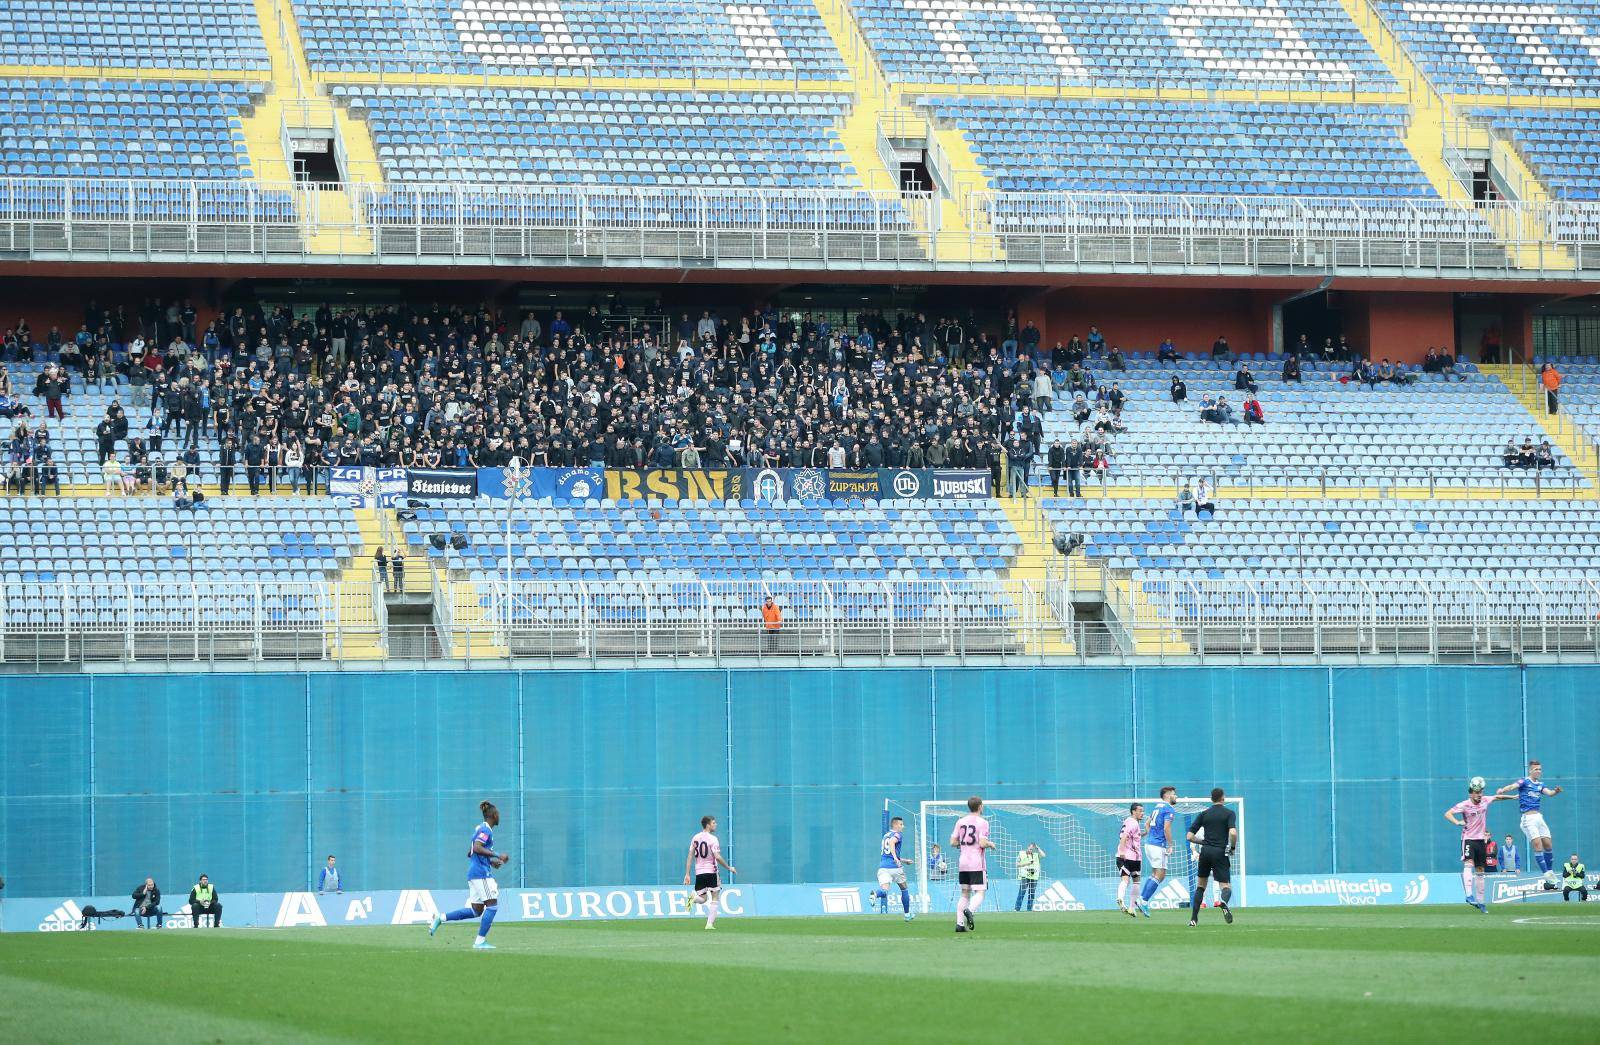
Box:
[1186,788,1239,926]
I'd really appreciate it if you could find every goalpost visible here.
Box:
[913,797,1247,914]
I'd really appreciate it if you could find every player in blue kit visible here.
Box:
[1497,760,1563,887]
[429,800,510,950]
[873,815,914,921]
[1134,786,1177,917]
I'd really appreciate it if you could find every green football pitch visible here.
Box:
[3,906,1597,1043]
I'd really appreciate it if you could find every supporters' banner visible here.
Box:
[328,466,406,508]
[927,470,993,499]
[604,468,997,502]
[605,468,747,502]
[10,873,1566,931]
[481,466,606,501]
[407,468,478,500]
[532,466,605,501]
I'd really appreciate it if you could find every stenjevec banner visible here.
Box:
[406,468,477,500]
[9,873,1550,932]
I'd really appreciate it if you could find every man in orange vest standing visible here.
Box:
[1541,362,1562,415]
[761,596,782,651]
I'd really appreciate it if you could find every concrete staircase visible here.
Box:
[1336,0,1571,269]
[1480,363,1600,487]
[811,0,994,261]
[244,0,377,254]
[327,506,385,660]
[997,495,1075,655]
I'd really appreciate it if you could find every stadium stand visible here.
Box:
[0,0,270,70]
[1033,352,1577,486]
[0,79,266,181]
[1043,497,1600,621]
[1372,0,1600,96]
[923,98,1436,197]
[850,0,1399,90]
[1469,107,1600,199]
[292,0,847,79]
[335,86,862,189]
[402,501,1020,582]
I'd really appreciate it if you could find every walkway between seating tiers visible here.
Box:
[1481,363,1600,487]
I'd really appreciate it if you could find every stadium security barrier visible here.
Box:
[0,178,1592,273]
[3,664,1593,893]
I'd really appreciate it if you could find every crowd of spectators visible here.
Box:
[0,295,1499,499]
[15,299,1100,492]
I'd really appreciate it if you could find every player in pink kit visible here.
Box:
[950,796,995,934]
[682,815,737,929]
[1445,780,1512,913]
[1116,803,1145,917]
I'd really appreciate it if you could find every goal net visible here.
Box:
[915,798,1246,913]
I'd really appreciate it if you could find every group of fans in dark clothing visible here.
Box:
[9,298,1137,496]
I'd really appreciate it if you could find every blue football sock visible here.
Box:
[478,905,498,939]
[1539,851,1554,873]
[1140,876,1159,902]
[444,907,476,922]
[900,888,911,914]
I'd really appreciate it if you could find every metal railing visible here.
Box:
[4,177,1600,276]
[4,576,1600,670]
[1024,463,1598,501]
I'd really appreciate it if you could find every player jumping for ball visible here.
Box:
[1496,760,1563,888]
[1446,779,1512,913]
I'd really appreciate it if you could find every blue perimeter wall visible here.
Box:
[2,665,1595,896]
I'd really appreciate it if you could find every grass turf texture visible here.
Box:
[2,906,1597,1043]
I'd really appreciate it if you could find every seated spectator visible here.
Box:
[1158,338,1179,364]
[132,877,162,929]
[1234,365,1257,394]
[1281,354,1302,383]
[1292,333,1313,357]
[1198,394,1218,423]
[1502,438,1521,468]
[1106,345,1125,371]
[1353,358,1378,389]
[1321,337,1339,362]
[1093,406,1125,435]
[1211,335,1231,361]
[1336,335,1354,361]
[1378,358,1397,383]
[1066,363,1095,394]
[1195,479,1216,514]
[1536,440,1556,469]
[1107,382,1126,417]
[1214,396,1238,424]
[1243,395,1265,425]
[1517,437,1538,469]
[1439,347,1461,381]
[188,874,222,927]
[1085,326,1105,356]
[101,451,122,494]
[1423,346,1441,373]
[1170,374,1187,402]
[1177,481,1196,514]
[1071,394,1091,424]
